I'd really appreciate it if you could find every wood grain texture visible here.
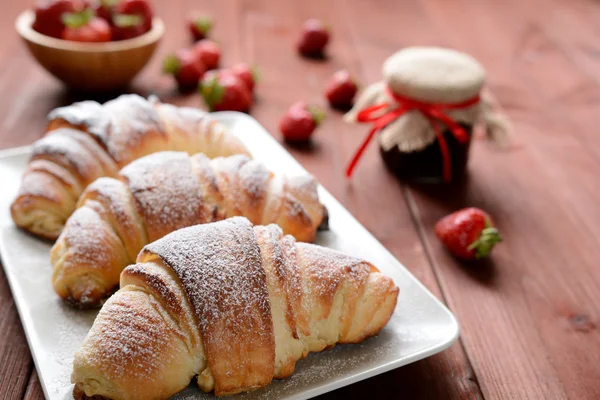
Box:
[411,0,600,399]
[0,267,33,400]
[22,370,44,400]
[0,0,598,399]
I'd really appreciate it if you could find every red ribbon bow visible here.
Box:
[345,87,481,182]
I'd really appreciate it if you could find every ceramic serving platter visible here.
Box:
[0,112,459,400]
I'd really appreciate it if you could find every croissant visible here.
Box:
[72,217,398,399]
[10,94,249,240]
[51,151,326,308]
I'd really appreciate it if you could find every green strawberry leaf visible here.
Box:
[113,13,144,28]
[162,55,181,75]
[62,9,95,29]
[467,218,502,259]
[101,0,120,7]
[200,76,225,111]
[195,17,213,35]
[307,105,326,126]
[251,65,261,84]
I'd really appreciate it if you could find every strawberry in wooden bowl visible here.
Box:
[16,0,164,91]
[61,9,112,42]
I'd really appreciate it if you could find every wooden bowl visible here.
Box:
[16,11,165,92]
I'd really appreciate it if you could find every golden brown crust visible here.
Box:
[77,178,148,262]
[152,100,250,159]
[31,129,113,188]
[10,161,79,240]
[28,159,83,197]
[120,152,207,243]
[143,218,275,395]
[11,94,250,240]
[254,225,304,378]
[48,95,167,166]
[121,263,183,320]
[51,204,130,308]
[51,152,325,308]
[72,218,398,399]
[47,127,120,179]
[190,153,226,220]
[72,285,199,399]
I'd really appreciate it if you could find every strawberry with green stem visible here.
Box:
[115,0,153,31]
[188,15,213,41]
[201,64,260,94]
[62,9,112,42]
[199,73,252,112]
[112,13,146,40]
[33,0,87,39]
[435,207,502,260]
[163,49,207,91]
[94,0,119,23]
[279,102,326,142]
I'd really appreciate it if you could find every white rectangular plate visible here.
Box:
[0,112,458,400]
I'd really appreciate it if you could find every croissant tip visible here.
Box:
[318,206,330,231]
[73,384,111,400]
[63,286,116,310]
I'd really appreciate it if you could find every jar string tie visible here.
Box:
[346,87,481,181]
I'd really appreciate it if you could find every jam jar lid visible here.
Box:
[346,47,488,153]
[344,47,510,179]
[383,46,486,104]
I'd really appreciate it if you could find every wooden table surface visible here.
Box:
[1,0,599,399]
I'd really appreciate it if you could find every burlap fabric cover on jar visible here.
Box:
[345,46,508,183]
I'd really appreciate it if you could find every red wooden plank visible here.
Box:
[406,0,600,398]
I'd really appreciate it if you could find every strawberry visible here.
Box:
[325,69,358,110]
[279,102,325,142]
[435,207,502,260]
[202,64,259,94]
[201,69,220,84]
[199,73,252,112]
[115,0,153,31]
[163,49,207,91]
[188,15,213,41]
[192,39,221,70]
[33,0,87,39]
[228,63,259,93]
[62,9,112,42]
[297,19,330,58]
[93,0,118,23]
[111,12,146,40]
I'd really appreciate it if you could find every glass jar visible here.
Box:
[379,123,473,183]
[344,47,507,183]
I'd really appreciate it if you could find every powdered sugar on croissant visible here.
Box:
[11,94,249,240]
[72,217,398,399]
[51,152,326,308]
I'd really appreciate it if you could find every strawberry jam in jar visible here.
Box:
[345,47,506,183]
[379,123,473,183]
